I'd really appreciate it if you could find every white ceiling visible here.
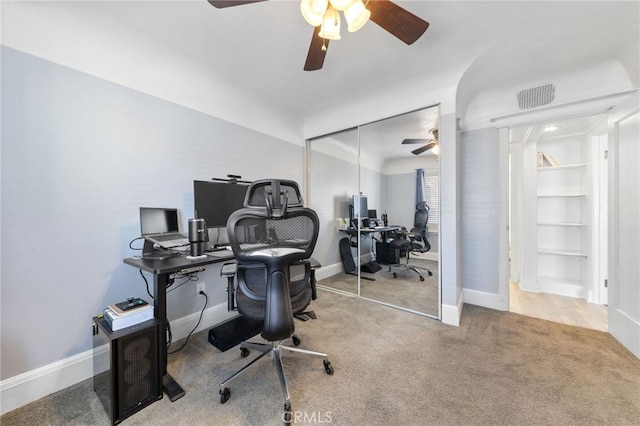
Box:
[3,0,638,156]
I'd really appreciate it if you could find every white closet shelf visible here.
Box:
[537,193,587,198]
[537,222,586,227]
[537,248,588,257]
[537,164,587,172]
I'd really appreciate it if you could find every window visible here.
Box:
[424,174,439,231]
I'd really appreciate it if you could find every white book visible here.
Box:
[103,306,154,331]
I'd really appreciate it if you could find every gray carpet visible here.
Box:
[2,290,639,425]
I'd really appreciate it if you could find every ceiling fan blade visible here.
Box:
[412,142,437,155]
[304,26,329,71]
[207,0,267,8]
[402,138,430,145]
[368,0,429,45]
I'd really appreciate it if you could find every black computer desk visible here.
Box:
[341,226,401,262]
[123,251,234,401]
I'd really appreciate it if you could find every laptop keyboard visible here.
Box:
[153,233,184,242]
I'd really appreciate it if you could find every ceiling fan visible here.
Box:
[402,128,438,155]
[207,0,429,71]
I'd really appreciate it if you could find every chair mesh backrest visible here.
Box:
[414,202,429,229]
[230,211,318,261]
[411,202,431,251]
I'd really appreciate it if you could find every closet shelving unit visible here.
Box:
[535,138,590,298]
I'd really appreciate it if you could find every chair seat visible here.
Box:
[247,247,305,258]
[390,238,412,249]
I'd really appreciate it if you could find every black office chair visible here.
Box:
[218,179,333,423]
[388,201,433,281]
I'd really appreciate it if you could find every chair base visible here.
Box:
[219,335,333,423]
[388,253,433,281]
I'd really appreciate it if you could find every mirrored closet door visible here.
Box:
[307,127,360,296]
[307,105,441,318]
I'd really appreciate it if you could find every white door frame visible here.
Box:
[494,91,634,313]
[607,90,640,358]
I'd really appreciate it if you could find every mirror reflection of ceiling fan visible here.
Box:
[207,0,429,71]
[402,128,439,155]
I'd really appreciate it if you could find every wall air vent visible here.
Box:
[517,84,555,109]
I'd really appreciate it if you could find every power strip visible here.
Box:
[180,266,205,274]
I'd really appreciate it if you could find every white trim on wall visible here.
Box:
[0,303,235,415]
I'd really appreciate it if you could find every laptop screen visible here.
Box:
[140,207,180,236]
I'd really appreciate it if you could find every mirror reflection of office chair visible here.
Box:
[218,179,333,424]
[388,202,433,281]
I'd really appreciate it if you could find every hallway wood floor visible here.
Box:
[509,282,608,332]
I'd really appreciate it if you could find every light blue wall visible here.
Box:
[460,128,500,293]
[385,173,415,228]
[1,47,304,380]
[308,149,358,269]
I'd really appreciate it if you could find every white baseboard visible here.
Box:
[537,281,587,299]
[441,291,464,326]
[315,262,344,281]
[608,306,640,359]
[0,302,235,416]
[519,277,540,293]
[463,288,509,311]
[412,251,439,262]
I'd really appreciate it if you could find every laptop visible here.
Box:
[140,207,189,249]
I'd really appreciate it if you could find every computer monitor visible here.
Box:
[193,180,249,228]
[352,194,368,218]
[367,209,377,219]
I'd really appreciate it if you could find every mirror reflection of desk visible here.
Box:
[340,226,401,265]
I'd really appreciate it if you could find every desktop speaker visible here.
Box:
[188,218,208,257]
[93,317,162,425]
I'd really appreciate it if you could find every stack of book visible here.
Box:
[103,297,153,331]
[537,151,560,167]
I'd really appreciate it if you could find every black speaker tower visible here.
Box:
[93,317,162,425]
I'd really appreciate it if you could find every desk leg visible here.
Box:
[154,273,185,401]
[163,374,185,401]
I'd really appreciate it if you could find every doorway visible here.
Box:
[507,113,608,331]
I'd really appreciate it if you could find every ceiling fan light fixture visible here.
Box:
[431,144,440,156]
[344,0,370,32]
[328,0,353,11]
[318,6,341,40]
[301,0,328,27]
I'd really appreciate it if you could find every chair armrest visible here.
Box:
[220,262,238,311]
[309,257,320,300]
[290,257,321,300]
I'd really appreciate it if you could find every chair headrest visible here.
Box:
[416,201,429,212]
[243,179,304,218]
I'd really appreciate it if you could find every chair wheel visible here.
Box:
[292,335,301,346]
[283,402,292,424]
[240,347,250,358]
[419,275,425,281]
[393,273,397,278]
[428,271,433,276]
[219,387,230,404]
[323,359,334,375]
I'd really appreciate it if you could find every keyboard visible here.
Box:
[152,233,185,242]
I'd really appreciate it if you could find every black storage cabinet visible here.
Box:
[376,241,400,265]
[92,316,162,425]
